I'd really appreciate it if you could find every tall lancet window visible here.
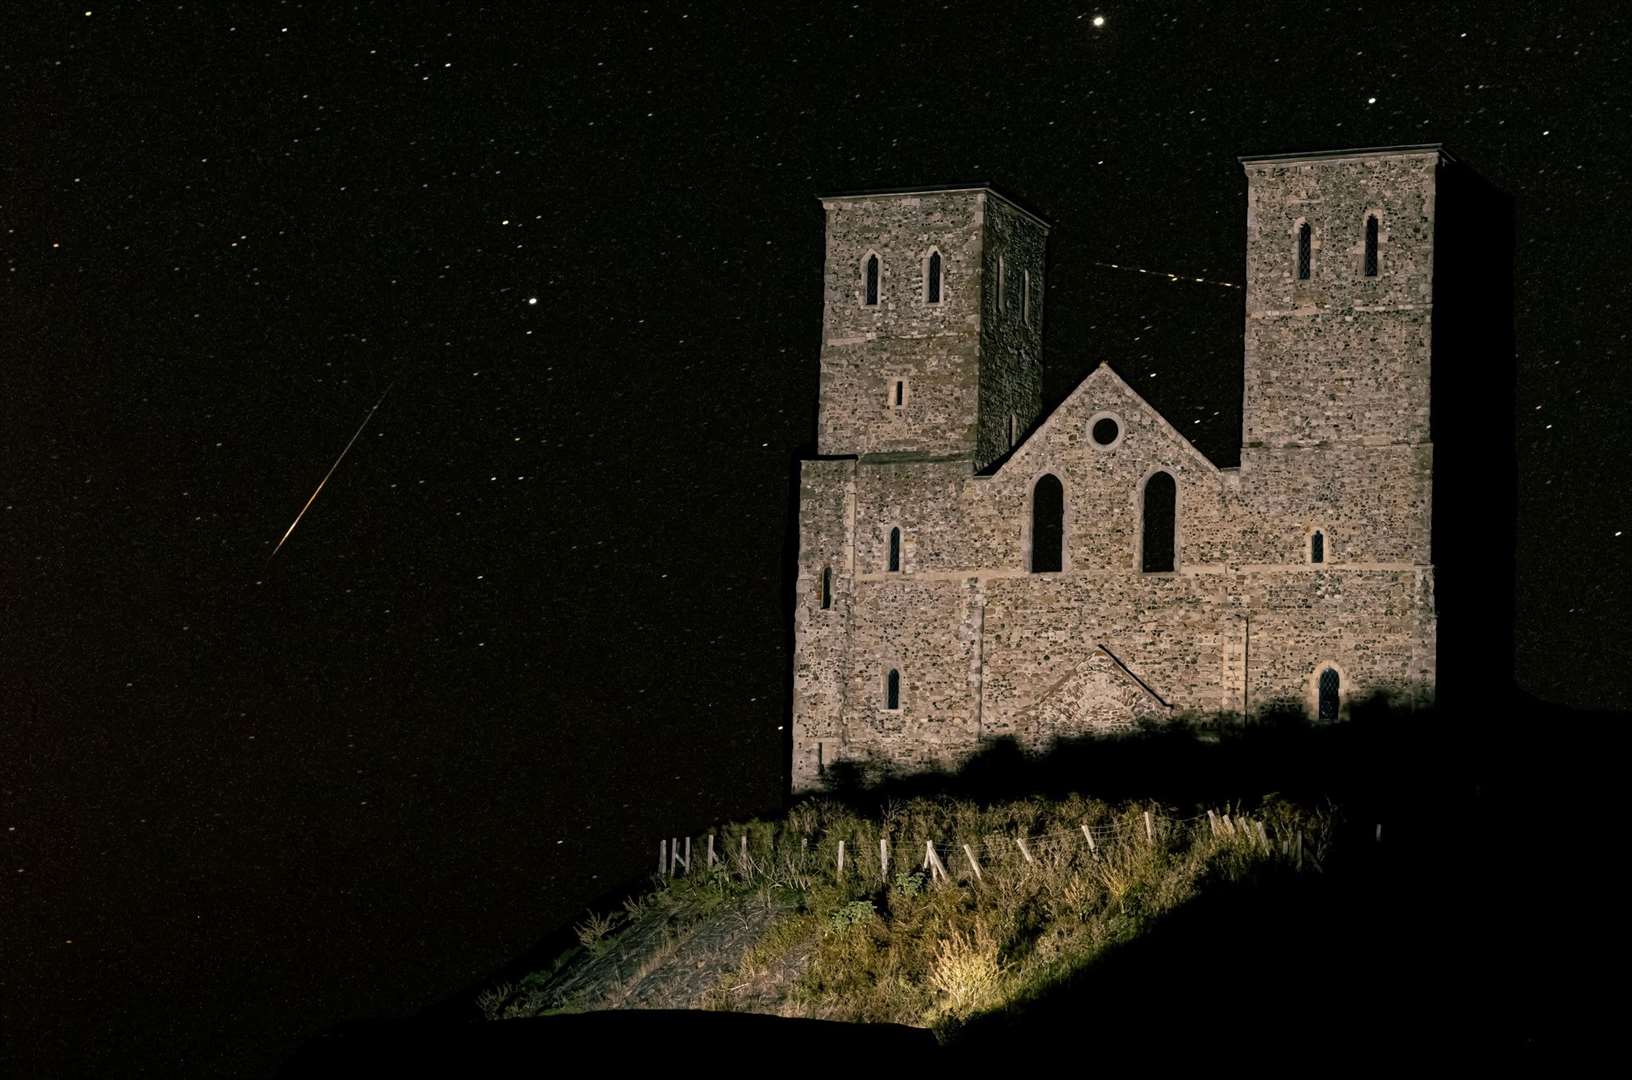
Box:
[888,527,901,572]
[864,253,880,306]
[820,565,832,609]
[926,250,942,303]
[1318,667,1340,721]
[885,668,901,711]
[1030,474,1063,573]
[1364,215,1379,277]
[1297,222,1312,281]
[1141,471,1176,573]
[1310,530,1325,564]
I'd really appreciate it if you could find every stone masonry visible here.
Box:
[792,147,1469,792]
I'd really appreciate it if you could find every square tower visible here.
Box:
[815,185,1049,471]
[1237,144,1516,712]
[1239,144,1444,450]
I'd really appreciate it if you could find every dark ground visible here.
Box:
[277,689,1621,1073]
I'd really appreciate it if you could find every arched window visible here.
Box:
[864,253,880,306]
[820,565,832,609]
[885,668,901,710]
[888,527,901,572]
[1364,215,1379,277]
[926,250,942,303]
[1318,667,1340,721]
[1297,222,1312,281]
[1031,474,1063,573]
[1141,471,1176,573]
[1310,530,1325,564]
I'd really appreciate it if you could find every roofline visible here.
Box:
[1238,143,1455,167]
[817,183,1051,230]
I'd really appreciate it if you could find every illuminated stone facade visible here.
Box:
[792,146,1480,792]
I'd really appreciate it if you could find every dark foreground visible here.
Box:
[276,697,1616,1074]
[277,1011,937,1074]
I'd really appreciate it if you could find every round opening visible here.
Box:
[1091,417,1120,447]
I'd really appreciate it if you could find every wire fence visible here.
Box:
[655,804,1341,886]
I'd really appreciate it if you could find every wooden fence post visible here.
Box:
[707,833,716,868]
[684,836,692,872]
[1144,810,1155,844]
[1080,824,1098,857]
[963,844,984,882]
[837,840,845,877]
[1376,823,1383,844]
[880,837,890,882]
[671,837,686,876]
[1207,809,1219,836]
[1295,831,1304,871]
[740,833,750,876]
[922,841,949,883]
[1221,814,1235,837]
[1015,836,1035,864]
[659,838,667,877]
[1256,820,1270,852]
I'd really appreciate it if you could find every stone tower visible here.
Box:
[1236,146,1439,575]
[816,185,1049,471]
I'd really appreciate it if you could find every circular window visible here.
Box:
[1091,417,1120,447]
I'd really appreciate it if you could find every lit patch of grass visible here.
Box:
[485,795,1335,1034]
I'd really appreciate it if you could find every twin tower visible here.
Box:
[793,146,1514,792]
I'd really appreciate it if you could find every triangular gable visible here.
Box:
[991,361,1222,477]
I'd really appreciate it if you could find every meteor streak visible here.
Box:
[267,383,393,562]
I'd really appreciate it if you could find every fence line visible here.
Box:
[652,804,1346,888]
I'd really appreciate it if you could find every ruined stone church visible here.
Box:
[791,145,1514,792]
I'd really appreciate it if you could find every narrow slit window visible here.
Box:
[885,668,900,710]
[927,250,942,303]
[888,527,901,572]
[1022,269,1032,325]
[997,254,1007,311]
[1318,667,1340,721]
[1364,215,1379,277]
[1141,472,1176,573]
[820,565,832,609]
[1031,474,1064,573]
[864,254,880,306]
[1310,530,1325,564]
[1008,413,1017,447]
[1297,223,1312,281]
[893,380,904,408]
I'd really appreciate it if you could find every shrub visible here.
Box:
[827,899,877,935]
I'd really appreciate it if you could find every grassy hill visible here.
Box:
[286,701,1620,1071]
[474,792,1338,1037]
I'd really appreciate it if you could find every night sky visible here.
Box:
[8,3,1631,1076]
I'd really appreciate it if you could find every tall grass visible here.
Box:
[486,794,1334,1034]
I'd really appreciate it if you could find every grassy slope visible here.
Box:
[476,793,1336,1039]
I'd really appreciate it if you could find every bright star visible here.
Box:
[1092,15,1105,27]
[527,297,538,305]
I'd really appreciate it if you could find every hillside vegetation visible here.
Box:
[474,793,1336,1038]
